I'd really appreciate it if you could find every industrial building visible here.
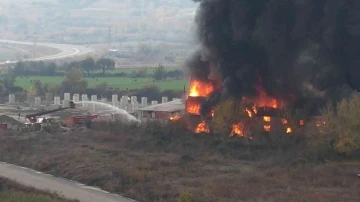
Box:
[138,99,185,120]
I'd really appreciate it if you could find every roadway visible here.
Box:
[0,162,136,202]
[0,39,94,65]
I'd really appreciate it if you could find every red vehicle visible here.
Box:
[67,115,99,126]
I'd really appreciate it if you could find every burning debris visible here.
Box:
[169,115,181,121]
[195,121,210,134]
[185,0,360,136]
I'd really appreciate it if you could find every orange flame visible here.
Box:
[263,116,271,122]
[186,100,201,115]
[254,85,278,108]
[169,115,181,121]
[245,108,253,117]
[282,119,288,125]
[316,121,326,127]
[299,120,304,126]
[264,125,271,132]
[286,127,292,134]
[188,80,214,97]
[195,121,210,133]
[252,105,258,114]
[211,109,215,117]
[230,123,244,137]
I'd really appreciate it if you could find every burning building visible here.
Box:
[185,0,360,135]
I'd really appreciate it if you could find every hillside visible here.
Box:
[0,0,197,44]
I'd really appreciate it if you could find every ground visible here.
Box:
[0,177,77,202]
[0,123,358,202]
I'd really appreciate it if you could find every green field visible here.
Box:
[16,76,187,90]
[0,191,66,202]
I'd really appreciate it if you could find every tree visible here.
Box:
[137,68,148,77]
[166,69,183,80]
[135,84,161,102]
[212,98,250,135]
[96,58,115,75]
[32,80,44,96]
[43,83,59,96]
[153,64,167,80]
[0,83,6,96]
[13,61,25,76]
[44,62,57,76]
[81,57,96,76]
[60,67,88,94]
[319,93,360,155]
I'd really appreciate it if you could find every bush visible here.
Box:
[176,190,194,202]
[316,92,360,156]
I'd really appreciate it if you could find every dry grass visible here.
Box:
[0,124,358,202]
[0,177,78,202]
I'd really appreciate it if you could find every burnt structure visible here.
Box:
[187,0,360,117]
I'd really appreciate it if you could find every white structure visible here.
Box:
[90,95,98,112]
[131,96,137,104]
[64,93,71,101]
[141,97,148,107]
[54,97,61,105]
[101,98,107,103]
[138,99,185,119]
[63,93,71,107]
[162,97,168,103]
[81,94,88,108]
[120,96,129,104]
[34,96,41,107]
[151,101,158,105]
[91,95,97,102]
[8,94,15,104]
[81,94,88,101]
[112,94,119,106]
[73,94,80,103]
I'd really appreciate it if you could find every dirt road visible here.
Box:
[0,162,135,202]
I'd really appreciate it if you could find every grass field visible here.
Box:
[0,125,358,202]
[0,177,76,202]
[0,192,66,202]
[15,76,187,90]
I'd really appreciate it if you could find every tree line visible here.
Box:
[0,66,184,103]
[12,57,115,77]
[10,58,184,81]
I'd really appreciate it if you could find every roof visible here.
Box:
[138,99,185,112]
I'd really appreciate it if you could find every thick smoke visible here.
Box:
[187,0,360,116]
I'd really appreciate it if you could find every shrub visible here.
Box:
[176,190,194,202]
[317,92,360,156]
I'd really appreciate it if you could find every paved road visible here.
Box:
[0,39,94,65]
[0,162,136,202]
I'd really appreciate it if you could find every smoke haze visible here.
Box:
[187,0,360,115]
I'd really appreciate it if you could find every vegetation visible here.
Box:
[0,94,359,201]
[315,93,360,156]
[0,177,77,202]
[0,59,186,102]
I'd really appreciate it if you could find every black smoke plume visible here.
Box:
[187,0,360,116]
